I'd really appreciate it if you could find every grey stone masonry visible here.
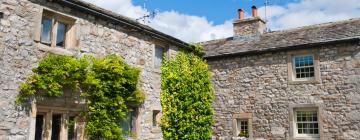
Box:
[0,0,187,139]
[204,22,360,139]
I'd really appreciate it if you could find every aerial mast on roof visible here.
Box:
[264,0,270,22]
[136,0,157,24]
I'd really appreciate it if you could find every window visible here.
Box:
[293,55,315,80]
[236,119,249,137]
[119,108,138,136]
[154,46,165,68]
[34,112,80,140]
[287,50,321,84]
[295,110,319,137]
[38,10,75,48]
[232,113,252,138]
[152,110,161,127]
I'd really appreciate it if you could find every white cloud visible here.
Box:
[83,0,360,42]
[258,0,360,30]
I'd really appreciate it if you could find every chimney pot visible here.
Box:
[238,9,245,20]
[251,6,258,17]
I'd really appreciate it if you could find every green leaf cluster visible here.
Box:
[17,54,144,140]
[160,51,215,140]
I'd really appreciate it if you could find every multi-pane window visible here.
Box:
[236,119,249,137]
[40,10,73,48]
[293,55,315,79]
[154,46,164,68]
[295,110,319,136]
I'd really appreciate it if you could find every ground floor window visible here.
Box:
[295,110,319,137]
[232,113,252,138]
[291,106,321,139]
[119,107,138,136]
[34,111,83,140]
[236,119,249,137]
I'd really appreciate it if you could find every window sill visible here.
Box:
[37,42,75,56]
[293,136,320,140]
[151,127,161,133]
[288,80,320,85]
[153,68,162,74]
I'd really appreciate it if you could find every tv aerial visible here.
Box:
[136,0,158,24]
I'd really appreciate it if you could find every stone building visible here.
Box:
[0,0,189,139]
[202,6,360,140]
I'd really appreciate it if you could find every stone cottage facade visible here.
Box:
[0,0,189,139]
[202,7,360,140]
[1,0,360,139]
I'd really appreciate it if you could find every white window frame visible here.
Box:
[293,108,320,139]
[292,54,315,81]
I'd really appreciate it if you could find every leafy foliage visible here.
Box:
[160,51,214,140]
[17,54,144,140]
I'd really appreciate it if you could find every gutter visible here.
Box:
[56,0,191,50]
[204,37,360,59]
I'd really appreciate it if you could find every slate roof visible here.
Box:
[202,18,360,58]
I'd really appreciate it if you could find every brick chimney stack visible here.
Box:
[233,5,266,38]
[238,9,245,20]
[252,6,258,17]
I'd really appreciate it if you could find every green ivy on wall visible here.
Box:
[17,54,144,140]
[160,50,215,139]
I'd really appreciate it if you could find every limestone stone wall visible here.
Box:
[208,42,360,140]
[0,0,181,139]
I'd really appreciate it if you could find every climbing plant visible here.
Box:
[160,48,215,139]
[17,54,144,140]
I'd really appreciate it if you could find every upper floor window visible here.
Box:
[37,10,75,49]
[293,55,315,80]
[154,46,165,68]
[287,50,321,84]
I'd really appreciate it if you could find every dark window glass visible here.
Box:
[41,17,52,44]
[56,22,67,48]
[35,115,44,140]
[51,115,61,140]
[68,116,76,140]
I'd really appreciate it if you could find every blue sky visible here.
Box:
[84,0,360,42]
[132,0,298,25]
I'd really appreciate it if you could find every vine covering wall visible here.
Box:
[17,54,144,140]
[160,50,215,139]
